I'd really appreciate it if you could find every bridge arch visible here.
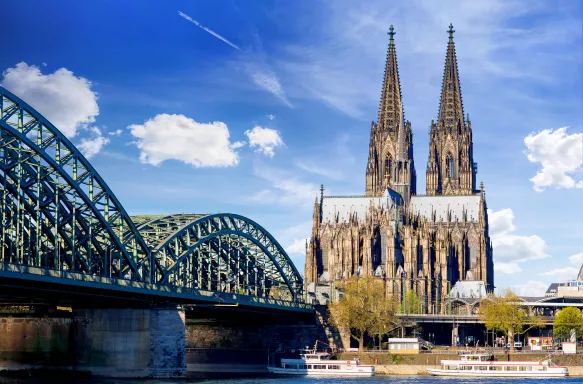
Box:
[136,214,303,300]
[1,86,303,304]
[0,86,151,280]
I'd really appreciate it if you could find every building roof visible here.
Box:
[449,280,487,299]
[410,195,481,222]
[321,189,399,223]
[545,282,561,294]
[320,191,481,224]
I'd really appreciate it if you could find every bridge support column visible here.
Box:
[73,307,186,378]
[451,325,459,347]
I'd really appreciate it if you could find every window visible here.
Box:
[448,155,454,178]
[384,156,392,182]
[505,366,518,371]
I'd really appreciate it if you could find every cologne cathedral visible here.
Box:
[304,25,494,314]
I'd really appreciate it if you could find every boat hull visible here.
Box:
[268,367,375,376]
[427,368,568,378]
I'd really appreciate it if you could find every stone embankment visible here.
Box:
[339,352,583,376]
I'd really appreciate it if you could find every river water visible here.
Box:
[1,377,583,384]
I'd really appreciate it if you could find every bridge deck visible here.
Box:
[0,263,311,313]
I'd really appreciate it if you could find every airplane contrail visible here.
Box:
[178,11,242,51]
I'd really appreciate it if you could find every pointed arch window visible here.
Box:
[445,154,454,178]
[384,156,392,183]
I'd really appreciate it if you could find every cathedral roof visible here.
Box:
[321,192,398,223]
[410,194,481,222]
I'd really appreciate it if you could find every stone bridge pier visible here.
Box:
[73,307,186,378]
[0,306,186,378]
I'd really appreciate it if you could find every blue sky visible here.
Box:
[2,0,582,296]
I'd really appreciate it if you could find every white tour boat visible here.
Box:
[267,346,375,376]
[427,351,568,378]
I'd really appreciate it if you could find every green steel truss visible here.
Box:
[0,86,304,304]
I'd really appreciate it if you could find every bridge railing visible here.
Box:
[0,263,312,311]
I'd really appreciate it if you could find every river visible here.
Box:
[1,377,583,384]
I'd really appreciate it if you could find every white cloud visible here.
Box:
[128,114,243,167]
[495,262,522,275]
[245,126,284,157]
[240,35,293,107]
[524,127,583,191]
[108,129,123,136]
[295,161,343,180]
[529,252,583,285]
[1,62,99,137]
[489,208,548,275]
[511,280,548,297]
[569,252,583,267]
[252,163,318,205]
[539,267,579,283]
[245,61,292,107]
[266,114,276,120]
[286,238,308,255]
[77,127,110,159]
[274,220,313,271]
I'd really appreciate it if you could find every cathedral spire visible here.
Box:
[437,23,465,133]
[395,119,407,161]
[426,24,476,196]
[377,25,404,134]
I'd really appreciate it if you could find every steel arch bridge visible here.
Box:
[0,86,307,311]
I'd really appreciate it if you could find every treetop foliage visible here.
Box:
[553,306,583,340]
[328,277,399,350]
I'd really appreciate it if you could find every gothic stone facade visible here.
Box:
[304,25,494,314]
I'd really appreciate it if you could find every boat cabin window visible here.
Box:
[488,366,502,371]
[475,366,487,371]
[460,366,473,370]
[307,365,312,369]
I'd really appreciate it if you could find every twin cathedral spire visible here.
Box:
[365,24,478,200]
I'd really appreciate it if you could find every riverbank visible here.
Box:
[339,352,583,376]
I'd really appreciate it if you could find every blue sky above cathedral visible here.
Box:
[2,0,582,296]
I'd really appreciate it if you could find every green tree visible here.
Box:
[553,307,583,340]
[399,290,423,314]
[479,289,544,352]
[328,277,399,351]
